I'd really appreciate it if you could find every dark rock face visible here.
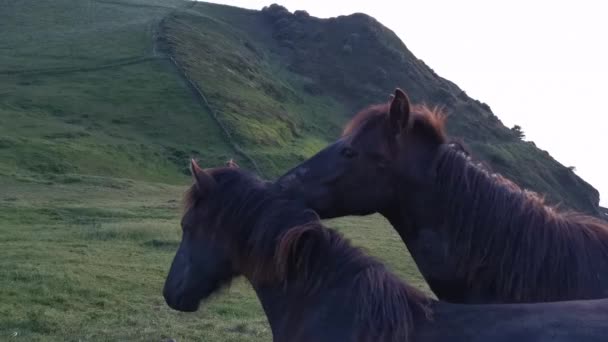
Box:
[601,207,608,221]
[257,7,600,215]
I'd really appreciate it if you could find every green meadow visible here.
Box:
[0,0,426,340]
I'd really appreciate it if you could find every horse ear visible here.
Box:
[226,159,239,168]
[389,88,411,134]
[190,159,215,193]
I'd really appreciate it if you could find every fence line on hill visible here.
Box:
[152,3,264,176]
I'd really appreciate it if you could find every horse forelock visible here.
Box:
[181,168,288,280]
[342,102,447,145]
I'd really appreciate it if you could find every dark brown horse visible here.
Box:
[163,161,608,341]
[278,88,608,304]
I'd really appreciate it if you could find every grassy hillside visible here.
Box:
[0,1,424,341]
[0,0,239,182]
[158,4,348,175]
[161,2,600,214]
[0,0,602,341]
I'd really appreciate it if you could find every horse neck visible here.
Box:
[243,234,369,340]
[248,279,373,341]
[244,226,428,342]
[382,144,496,302]
[249,284,292,338]
[385,138,446,233]
[428,147,537,266]
[381,139,449,249]
[415,145,608,302]
[230,203,332,338]
[380,183,474,302]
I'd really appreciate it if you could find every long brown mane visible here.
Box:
[276,223,431,342]
[433,136,608,302]
[340,101,608,302]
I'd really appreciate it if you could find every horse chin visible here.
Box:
[178,299,201,312]
[164,292,202,312]
[164,281,208,312]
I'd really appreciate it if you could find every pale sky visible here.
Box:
[204,0,607,206]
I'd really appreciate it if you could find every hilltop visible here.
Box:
[159,2,600,214]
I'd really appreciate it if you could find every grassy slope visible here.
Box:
[0,0,238,181]
[0,178,423,341]
[0,0,425,341]
[163,2,600,214]
[160,4,349,176]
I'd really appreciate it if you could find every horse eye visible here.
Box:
[340,147,357,159]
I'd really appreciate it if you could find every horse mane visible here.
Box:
[183,184,199,213]
[342,104,389,137]
[434,146,608,301]
[342,102,447,144]
[276,222,432,342]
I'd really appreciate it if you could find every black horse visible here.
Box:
[163,160,608,341]
[279,88,608,303]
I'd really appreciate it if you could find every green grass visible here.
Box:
[0,175,427,341]
[0,5,426,339]
[0,0,281,339]
[161,5,350,176]
[0,0,255,183]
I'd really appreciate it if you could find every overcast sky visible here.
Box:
[204,0,607,206]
